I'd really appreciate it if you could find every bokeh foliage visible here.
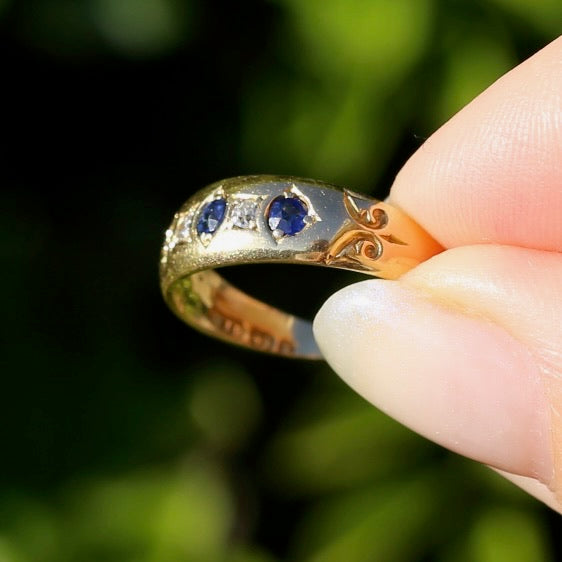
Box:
[1,0,561,560]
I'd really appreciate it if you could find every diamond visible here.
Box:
[197,198,227,235]
[231,199,259,230]
[176,212,194,241]
[267,195,308,237]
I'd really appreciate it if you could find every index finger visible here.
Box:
[389,36,562,252]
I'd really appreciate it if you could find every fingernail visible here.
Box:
[313,280,552,483]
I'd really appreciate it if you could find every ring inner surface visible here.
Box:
[166,270,322,359]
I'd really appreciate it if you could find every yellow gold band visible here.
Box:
[160,175,443,359]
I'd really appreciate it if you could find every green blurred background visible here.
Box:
[2,0,561,560]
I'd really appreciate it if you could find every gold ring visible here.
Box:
[160,175,442,359]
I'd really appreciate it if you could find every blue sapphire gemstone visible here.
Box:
[267,195,308,236]
[197,198,227,234]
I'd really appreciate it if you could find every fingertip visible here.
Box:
[313,278,552,482]
[388,36,562,251]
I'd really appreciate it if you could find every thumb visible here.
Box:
[313,244,562,511]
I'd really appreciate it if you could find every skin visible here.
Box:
[313,36,562,512]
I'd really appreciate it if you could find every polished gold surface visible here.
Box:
[160,175,443,359]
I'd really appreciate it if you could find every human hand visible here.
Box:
[313,36,562,512]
